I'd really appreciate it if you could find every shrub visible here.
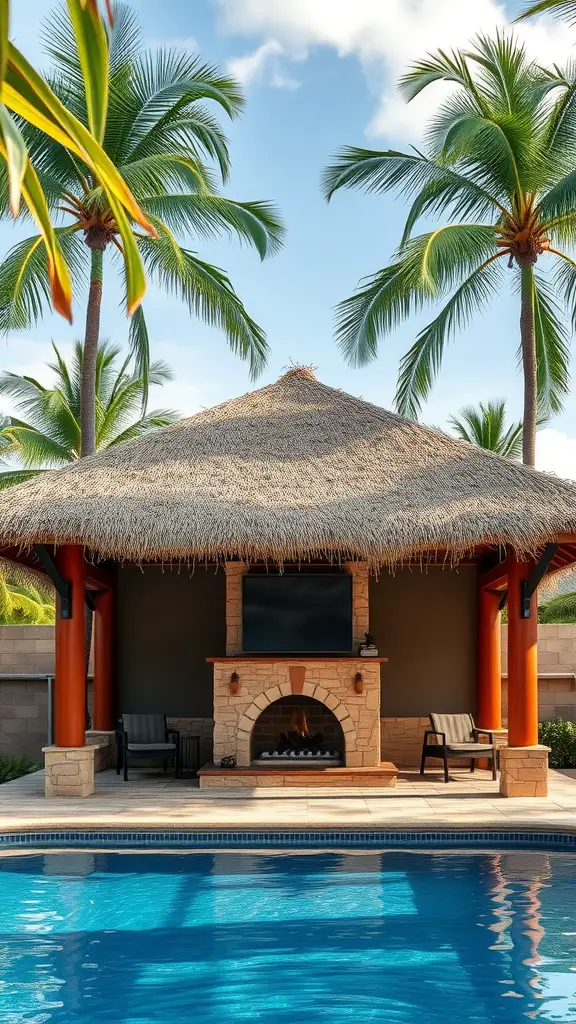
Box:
[0,753,41,784]
[539,718,576,769]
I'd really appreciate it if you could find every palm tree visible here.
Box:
[0,3,284,455]
[448,400,524,458]
[0,339,177,486]
[323,33,576,465]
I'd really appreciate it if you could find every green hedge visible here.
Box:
[539,718,576,769]
[0,753,41,784]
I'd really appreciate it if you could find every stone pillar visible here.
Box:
[344,562,369,649]
[225,562,247,655]
[499,745,550,798]
[477,586,502,730]
[43,744,95,797]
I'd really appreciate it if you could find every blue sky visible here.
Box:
[5,0,576,475]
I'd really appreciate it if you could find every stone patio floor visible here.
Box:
[2,766,576,833]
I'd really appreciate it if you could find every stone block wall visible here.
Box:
[0,625,55,674]
[0,678,50,760]
[380,717,430,767]
[502,623,576,674]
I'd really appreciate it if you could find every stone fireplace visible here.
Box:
[200,561,396,787]
[210,657,382,768]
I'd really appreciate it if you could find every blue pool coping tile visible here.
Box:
[1,829,576,850]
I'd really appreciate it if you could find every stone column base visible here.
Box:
[85,730,115,772]
[499,745,550,798]
[43,745,95,797]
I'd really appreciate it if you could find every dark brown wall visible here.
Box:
[370,566,477,716]
[116,566,226,717]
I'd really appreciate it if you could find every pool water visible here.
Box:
[1,849,576,1023]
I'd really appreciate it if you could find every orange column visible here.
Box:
[93,588,115,731]
[507,554,539,747]
[54,545,86,747]
[477,585,502,730]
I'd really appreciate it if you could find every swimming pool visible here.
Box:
[1,848,576,1023]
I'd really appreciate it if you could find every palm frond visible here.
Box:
[322,146,504,218]
[118,49,243,177]
[141,194,285,258]
[127,305,150,411]
[399,48,480,104]
[394,258,504,418]
[553,253,576,331]
[138,233,269,379]
[0,230,86,333]
[538,168,576,223]
[0,468,46,489]
[335,226,498,369]
[449,399,523,458]
[0,425,73,467]
[104,408,178,447]
[530,271,571,415]
[517,0,576,24]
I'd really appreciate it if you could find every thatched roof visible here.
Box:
[0,366,575,567]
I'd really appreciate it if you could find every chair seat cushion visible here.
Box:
[445,743,494,754]
[127,742,176,752]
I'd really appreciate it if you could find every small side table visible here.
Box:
[178,736,201,778]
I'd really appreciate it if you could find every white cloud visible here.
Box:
[228,39,301,90]
[215,0,575,139]
[536,429,576,481]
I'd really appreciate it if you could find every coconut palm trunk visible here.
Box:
[520,265,538,467]
[80,244,106,457]
[81,243,105,718]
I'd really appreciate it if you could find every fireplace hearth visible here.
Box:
[251,695,344,766]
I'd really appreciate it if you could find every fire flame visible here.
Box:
[290,708,309,739]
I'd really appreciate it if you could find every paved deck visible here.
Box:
[2,767,576,833]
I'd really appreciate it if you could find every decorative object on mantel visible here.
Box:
[359,633,379,657]
[354,672,363,694]
[230,671,240,695]
[220,755,237,768]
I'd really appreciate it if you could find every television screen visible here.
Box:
[242,574,353,653]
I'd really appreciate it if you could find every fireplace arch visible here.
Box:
[250,695,345,765]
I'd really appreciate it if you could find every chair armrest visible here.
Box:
[473,728,494,743]
[424,730,446,745]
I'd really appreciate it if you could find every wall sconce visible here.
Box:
[230,671,240,695]
[354,672,363,695]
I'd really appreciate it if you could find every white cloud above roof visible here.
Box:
[217,0,574,139]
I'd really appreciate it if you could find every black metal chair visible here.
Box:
[420,712,497,783]
[116,714,180,781]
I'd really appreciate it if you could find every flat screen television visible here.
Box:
[242,574,353,653]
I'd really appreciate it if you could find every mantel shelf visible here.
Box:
[206,655,388,663]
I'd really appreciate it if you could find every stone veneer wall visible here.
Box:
[213,660,381,767]
[345,562,370,648]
